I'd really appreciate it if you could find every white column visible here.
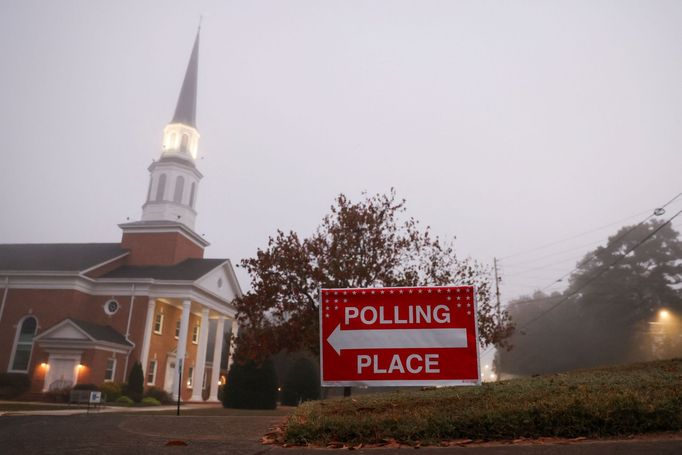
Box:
[139,299,156,375]
[172,300,192,401]
[207,316,225,402]
[190,308,210,401]
[226,318,239,370]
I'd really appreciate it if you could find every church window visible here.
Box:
[173,176,185,203]
[155,174,167,201]
[104,299,119,315]
[153,313,164,335]
[189,182,196,208]
[192,325,199,344]
[104,358,116,382]
[170,132,177,148]
[10,316,37,372]
[147,360,157,385]
[181,133,189,151]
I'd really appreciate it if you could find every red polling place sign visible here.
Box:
[320,286,481,387]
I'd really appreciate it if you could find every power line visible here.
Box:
[499,209,652,260]
[483,192,682,362]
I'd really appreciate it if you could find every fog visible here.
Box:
[1,0,682,309]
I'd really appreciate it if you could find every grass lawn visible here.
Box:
[286,358,682,446]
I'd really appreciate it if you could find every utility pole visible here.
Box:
[493,257,502,327]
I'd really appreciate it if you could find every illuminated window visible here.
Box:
[104,358,116,382]
[10,316,37,372]
[155,174,167,201]
[192,325,199,344]
[153,313,164,335]
[170,132,177,148]
[147,360,157,385]
[175,320,181,339]
[173,176,185,203]
[181,134,189,151]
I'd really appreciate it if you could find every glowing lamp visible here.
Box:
[659,309,671,320]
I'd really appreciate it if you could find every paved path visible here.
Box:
[1,413,681,454]
[0,402,218,416]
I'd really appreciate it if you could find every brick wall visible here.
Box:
[121,231,204,266]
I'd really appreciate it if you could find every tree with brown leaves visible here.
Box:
[235,190,514,361]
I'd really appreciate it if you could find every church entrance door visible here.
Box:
[47,357,77,390]
[164,355,176,393]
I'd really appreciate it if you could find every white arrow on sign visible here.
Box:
[327,324,468,355]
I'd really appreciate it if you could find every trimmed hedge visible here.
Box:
[223,359,278,409]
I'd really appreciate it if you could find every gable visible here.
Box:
[48,324,90,340]
[196,264,238,302]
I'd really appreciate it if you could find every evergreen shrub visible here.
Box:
[281,357,320,406]
[127,362,144,403]
[116,395,134,405]
[0,373,30,399]
[145,387,173,404]
[223,359,278,409]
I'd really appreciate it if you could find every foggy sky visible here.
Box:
[1,0,682,305]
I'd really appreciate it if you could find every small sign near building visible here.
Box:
[89,391,102,404]
[320,286,481,387]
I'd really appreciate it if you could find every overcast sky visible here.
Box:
[1,0,681,305]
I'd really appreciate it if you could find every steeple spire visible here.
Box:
[172,27,200,128]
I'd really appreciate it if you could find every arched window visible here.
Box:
[155,174,167,201]
[173,175,185,203]
[10,316,37,372]
[189,182,196,208]
[181,134,189,151]
[170,132,177,148]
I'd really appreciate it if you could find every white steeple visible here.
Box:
[141,29,202,230]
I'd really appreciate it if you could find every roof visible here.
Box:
[101,258,227,281]
[0,243,128,272]
[171,28,199,128]
[69,319,133,346]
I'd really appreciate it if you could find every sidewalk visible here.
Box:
[0,400,220,416]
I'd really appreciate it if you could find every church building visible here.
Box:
[0,29,241,402]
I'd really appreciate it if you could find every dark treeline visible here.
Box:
[497,220,682,376]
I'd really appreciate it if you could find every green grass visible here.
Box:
[285,359,682,446]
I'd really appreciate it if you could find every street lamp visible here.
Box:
[659,309,670,320]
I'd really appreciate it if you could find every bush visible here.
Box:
[100,382,123,402]
[72,383,99,391]
[127,362,144,403]
[223,359,278,409]
[45,387,71,403]
[145,387,173,405]
[116,395,134,405]
[0,373,30,399]
[281,357,320,406]
[141,397,161,406]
